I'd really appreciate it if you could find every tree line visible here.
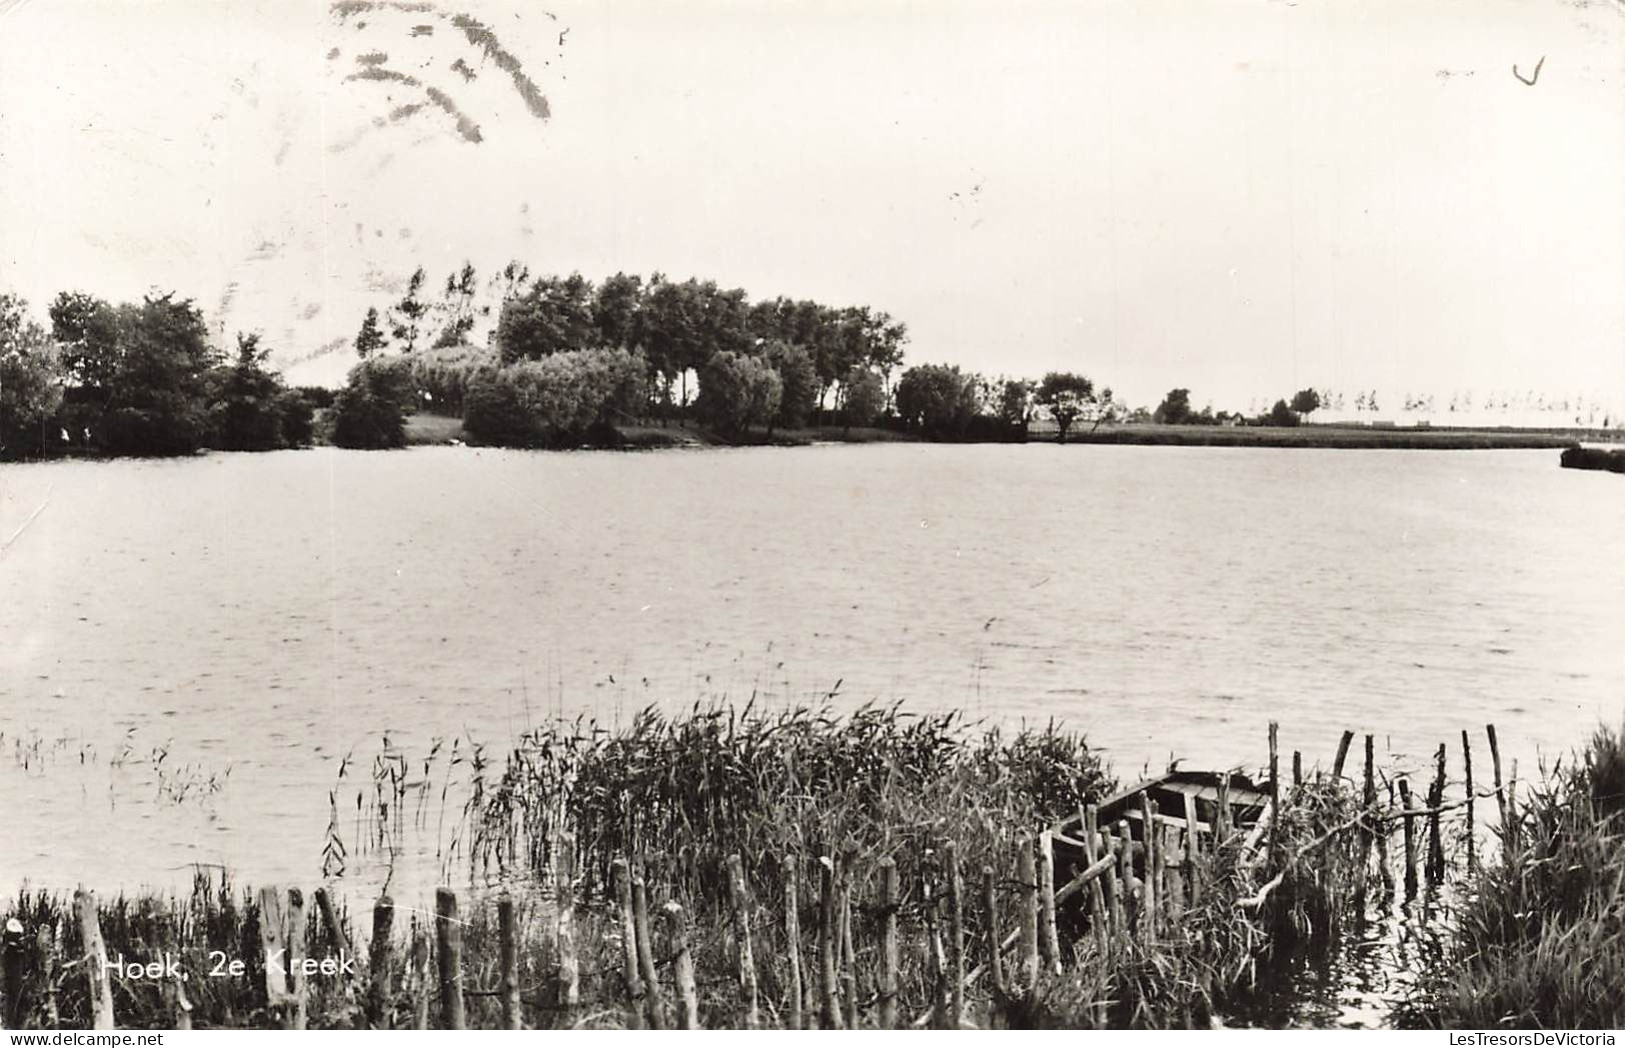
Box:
[325,263,1120,449]
[1,263,1131,459]
[0,290,320,459]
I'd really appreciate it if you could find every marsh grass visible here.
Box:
[1404,723,1625,1028]
[3,705,1496,1029]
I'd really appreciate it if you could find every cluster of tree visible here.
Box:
[0,290,315,460]
[491,271,907,414]
[1148,387,1322,428]
[330,263,911,447]
[885,367,1118,442]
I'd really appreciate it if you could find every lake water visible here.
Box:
[2,444,1622,899]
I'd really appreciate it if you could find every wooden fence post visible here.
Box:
[1461,730,1476,870]
[1398,778,1419,895]
[1017,836,1040,992]
[1037,832,1062,975]
[368,896,394,1029]
[1102,832,1125,940]
[75,891,114,1030]
[1427,744,1447,883]
[1137,795,1157,937]
[435,888,465,1030]
[1216,774,1234,843]
[1292,750,1303,790]
[314,887,351,961]
[944,843,964,1029]
[1486,723,1508,837]
[498,895,522,1030]
[1506,759,1521,856]
[256,886,288,1026]
[922,877,946,1030]
[410,926,430,1030]
[1182,792,1204,907]
[286,889,309,1030]
[631,868,666,1030]
[36,921,61,1030]
[817,856,843,1029]
[2,917,25,1030]
[1081,807,1110,947]
[1332,729,1355,781]
[663,904,699,1029]
[1117,820,1136,931]
[612,860,645,1030]
[839,864,858,1030]
[1268,722,1281,856]
[982,867,1008,1007]
[1167,822,1188,922]
[1358,734,1376,906]
[784,865,804,1031]
[724,855,760,1029]
[879,858,899,1030]
[556,832,580,1017]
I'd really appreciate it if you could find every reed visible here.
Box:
[1405,722,1625,1029]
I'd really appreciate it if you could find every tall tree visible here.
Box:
[0,292,64,459]
[1035,372,1096,442]
[493,272,597,362]
[1153,387,1193,425]
[389,267,431,353]
[763,340,817,428]
[355,307,386,359]
[48,290,122,392]
[210,332,288,451]
[433,262,481,348]
[894,363,979,438]
[99,293,220,455]
[592,272,645,350]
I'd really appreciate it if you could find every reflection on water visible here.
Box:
[1235,882,1455,1029]
[1,444,1622,908]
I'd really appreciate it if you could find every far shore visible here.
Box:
[404,413,1614,452]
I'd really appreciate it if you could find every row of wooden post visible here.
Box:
[1271,721,1516,899]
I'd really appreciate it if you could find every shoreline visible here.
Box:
[404,415,1606,453]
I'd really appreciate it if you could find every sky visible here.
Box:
[2,0,1623,418]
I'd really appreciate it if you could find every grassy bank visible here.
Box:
[1405,723,1625,1028]
[400,413,1606,454]
[1064,423,1597,451]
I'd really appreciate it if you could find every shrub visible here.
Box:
[695,350,782,434]
[409,341,499,416]
[894,363,979,438]
[330,356,415,449]
[462,348,649,447]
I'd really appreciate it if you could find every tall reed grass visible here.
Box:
[1407,722,1625,1028]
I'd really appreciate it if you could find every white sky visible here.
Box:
[2,0,1623,415]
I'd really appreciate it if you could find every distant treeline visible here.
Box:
[1,266,1131,458]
